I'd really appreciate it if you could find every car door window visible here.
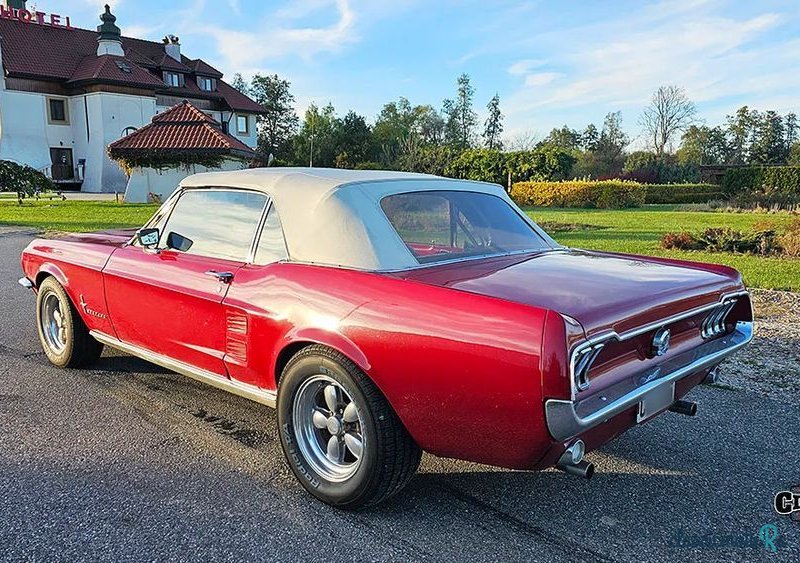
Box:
[254,204,289,265]
[160,189,267,261]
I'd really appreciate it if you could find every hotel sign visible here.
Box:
[0,6,73,28]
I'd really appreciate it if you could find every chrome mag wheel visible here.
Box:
[292,375,365,482]
[40,291,67,354]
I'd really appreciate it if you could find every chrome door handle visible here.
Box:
[204,270,234,284]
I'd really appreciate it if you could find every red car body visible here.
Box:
[19,170,754,477]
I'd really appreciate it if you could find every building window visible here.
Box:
[122,127,138,136]
[47,98,69,125]
[236,115,249,135]
[198,76,215,91]
[163,72,183,87]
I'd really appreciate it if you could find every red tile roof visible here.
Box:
[68,54,165,88]
[108,101,256,158]
[189,59,223,78]
[0,19,265,113]
[152,102,217,123]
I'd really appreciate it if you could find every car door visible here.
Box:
[103,188,268,376]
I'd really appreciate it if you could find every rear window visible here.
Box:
[380,191,550,264]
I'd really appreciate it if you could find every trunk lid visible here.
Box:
[394,249,743,338]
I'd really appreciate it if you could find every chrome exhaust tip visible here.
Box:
[557,460,595,479]
[556,440,593,479]
[669,399,697,416]
[703,366,720,385]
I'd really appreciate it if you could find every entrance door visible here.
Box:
[49,148,74,181]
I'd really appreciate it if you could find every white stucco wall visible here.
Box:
[123,158,250,203]
[0,79,156,193]
[81,92,156,193]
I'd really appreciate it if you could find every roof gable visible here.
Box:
[108,101,256,156]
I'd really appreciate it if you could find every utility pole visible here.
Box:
[309,112,315,168]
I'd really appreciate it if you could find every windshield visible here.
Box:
[381,190,551,264]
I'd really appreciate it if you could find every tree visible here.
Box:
[333,111,374,168]
[789,142,800,166]
[443,73,478,150]
[726,106,757,164]
[639,85,697,156]
[786,113,798,150]
[580,124,599,151]
[292,103,337,167]
[542,125,581,151]
[230,73,249,95]
[483,94,504,150]
[593,111,630,176]
[750,110,786,164]
[677,125,730,166]
[249,74,300,160]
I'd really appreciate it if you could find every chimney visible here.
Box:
[97,4,124,57]
[163,35,181,62]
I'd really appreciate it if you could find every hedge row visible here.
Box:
[511,180,646,208]
[643,183,725,204]
[721,166,800,195]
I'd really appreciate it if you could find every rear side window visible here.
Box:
[160,189,267,261]
[381,190,549,264]
[253,204,288,265]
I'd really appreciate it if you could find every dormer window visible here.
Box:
[163,71,183,87]
[198,76,216,91]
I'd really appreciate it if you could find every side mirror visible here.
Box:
[136,228,160,248]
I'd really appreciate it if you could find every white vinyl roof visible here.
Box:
[180,168,558,271]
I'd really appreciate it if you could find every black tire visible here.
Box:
[277,345,421,509]
[36,276,103,368]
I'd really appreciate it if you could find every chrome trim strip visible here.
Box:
[18,277,34,289]
[567,289,749,399]
[547,321,753,441]
[90,331,277,408]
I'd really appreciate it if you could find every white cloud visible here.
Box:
[502,2,798,137]
[185,0,357,72]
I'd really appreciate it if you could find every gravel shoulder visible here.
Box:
[720,289,800,400]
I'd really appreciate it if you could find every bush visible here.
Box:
[643,183,725,204]
[0,160,54,196]
[622,151,700,184]
[506,147,577,183]
[779,219,800,257]
[661,231,700,250]
[443,147,577,186]
[661,225,783,256]
[511,179,646,208]
[721,166,800,196]
[445,149,507,185]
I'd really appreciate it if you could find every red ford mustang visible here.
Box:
[19,168,753,509]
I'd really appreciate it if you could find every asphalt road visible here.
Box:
[0,230,797,562]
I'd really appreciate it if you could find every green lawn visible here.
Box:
[1,200,797,291]
[525,205,800,291]
[0,200,157,232]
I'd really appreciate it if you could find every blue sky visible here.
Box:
[41,0,800,146]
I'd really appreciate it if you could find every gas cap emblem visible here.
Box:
[652,328,671,357]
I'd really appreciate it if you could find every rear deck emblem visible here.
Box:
[652,328,671,356]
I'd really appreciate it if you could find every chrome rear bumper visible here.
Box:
[18,277,33,290]
[545,321,753,442]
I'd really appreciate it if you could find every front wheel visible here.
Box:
[277,345,421,509]
[36,277,103,368]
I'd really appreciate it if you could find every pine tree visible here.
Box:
[483,94,504,150]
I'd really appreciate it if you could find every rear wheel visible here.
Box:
[36,277,103,368]
[277,345,421,509]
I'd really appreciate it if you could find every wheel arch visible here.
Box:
[273,329,372,388]
[35,263,69,289]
